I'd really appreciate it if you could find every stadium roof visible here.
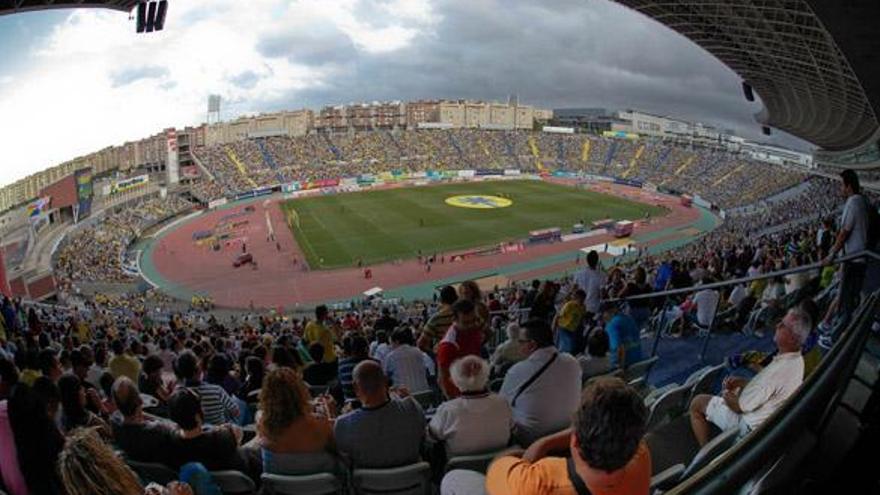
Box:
[613,0,880,153]
[0,0,138,16]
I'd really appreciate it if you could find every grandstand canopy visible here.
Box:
[614,0,880,153]
[0,0,137,16]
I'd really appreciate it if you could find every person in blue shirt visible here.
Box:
[601,302,643,368]
[654,259,673,292]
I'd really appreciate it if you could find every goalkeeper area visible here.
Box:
[281,179,666,269]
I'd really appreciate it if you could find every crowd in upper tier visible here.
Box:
[191,129,806,209]
[2,168,875,494]
[54,196,192,286]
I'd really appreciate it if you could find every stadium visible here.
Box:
[0,1,878,495]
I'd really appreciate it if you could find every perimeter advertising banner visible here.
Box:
[0,250,10,297]
[74,168,93,222]
[109,174,149,195]
[693,195,712,209]
[166,128,180,185]
[614,177,643,188]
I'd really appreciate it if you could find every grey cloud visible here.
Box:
[111,65,169,87]
[256,25,357,66]
[256,0,810,150]
[230,70,260,90]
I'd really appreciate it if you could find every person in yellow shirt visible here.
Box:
[304,305,337,364]
[108,340,141,383]
[554,289,587,354]
[76,319,91,343]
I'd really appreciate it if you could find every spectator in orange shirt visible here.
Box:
[442,376,651,495]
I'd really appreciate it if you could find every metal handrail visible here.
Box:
[670,289,880,494]
[606,249,880,303]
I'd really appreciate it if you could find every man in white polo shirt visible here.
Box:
[499,319,581,447]
[383,328,431,394]
[688,307,811,446]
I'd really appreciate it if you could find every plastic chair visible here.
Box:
[623,356,659,383]
[261,472,343,495]
[645,383,692,432]
[262,449,341,477]
[411,390,437,410]
[210,470,256,495]
[352,461,432,495]
[126,460,178,486]
[651,428,739,491]
[444,447,523,475]
[687,364,726,404]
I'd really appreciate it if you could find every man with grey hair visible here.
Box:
[488,323,526,376]
[689,307,811,446]
[428,355,513,457]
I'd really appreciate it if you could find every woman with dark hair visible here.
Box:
[270,345,303,371]
[7,379,65,495]
[237,356,265,404]
[139,354,172,404]
[58,374,112,440]
[528,281,558,322]
[459,280,490,338]
[206,354,241,396]
[26,307,42,335]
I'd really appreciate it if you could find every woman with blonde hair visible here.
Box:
[258,367,338,475]
[58,428,191,495]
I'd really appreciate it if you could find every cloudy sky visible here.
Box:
[0,0,809,187]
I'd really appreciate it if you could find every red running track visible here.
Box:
[149,182,703,309]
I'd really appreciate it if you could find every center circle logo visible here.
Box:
[445,195,513,209]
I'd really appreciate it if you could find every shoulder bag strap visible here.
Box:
[566,457,593,495]
[511,351,558,407]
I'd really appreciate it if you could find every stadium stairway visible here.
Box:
[712,163,746,187]
[527,136,547,173]
[447,133,468,165]
[223,146,258,189]
[321,133,344,160]
[674,155,695,176]
[255,139,287,184]
[386,131,405,157]
[581,139,592,164]
[621,144,646,178]
[477,136,499,168]
[502,133,522,168]
[603,140,619,173]
[556,139,566,169]
[653,146,671,171]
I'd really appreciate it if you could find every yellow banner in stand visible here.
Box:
[445,195,513,209]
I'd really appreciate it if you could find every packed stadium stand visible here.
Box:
[189,130,806,210]
[2,1,880,495]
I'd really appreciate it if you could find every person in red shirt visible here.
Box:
[437,299,484,399]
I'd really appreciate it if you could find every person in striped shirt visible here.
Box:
[174,351,239,425]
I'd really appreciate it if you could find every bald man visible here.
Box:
[333,361,426,468]
[111,376,179,467]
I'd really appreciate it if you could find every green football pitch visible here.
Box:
[281,179,666,269]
